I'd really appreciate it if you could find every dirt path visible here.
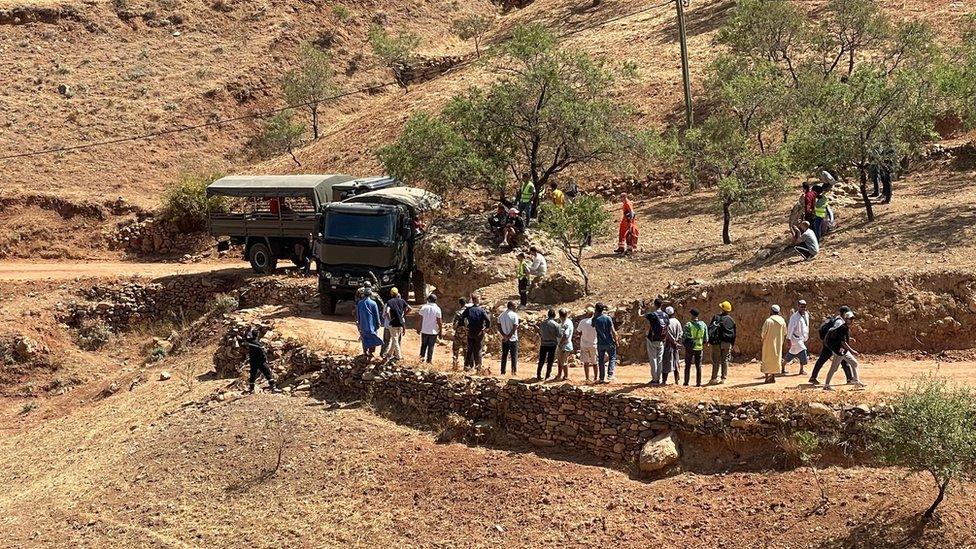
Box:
[274,311,976,403]
[0,260,243,281]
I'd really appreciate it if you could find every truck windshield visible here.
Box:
[324,213,394,243]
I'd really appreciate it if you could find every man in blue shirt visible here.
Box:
[462,294,491,372]
[592,302,619,383]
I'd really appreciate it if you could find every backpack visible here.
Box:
[707,316,723,343]
[818,316,837,341]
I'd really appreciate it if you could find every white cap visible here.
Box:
[844,311,855,319]
[798,299,807,306]
[665,306,675,315]
[771,304,781,314]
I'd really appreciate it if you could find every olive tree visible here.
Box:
[368,24,420,87]
[378,24,637,204]
[939,15,976,127]
[452,14,492,57]
[538,196,611,294]
[282,43,335,139]
[253,113,304,166]
[873,376,976,521]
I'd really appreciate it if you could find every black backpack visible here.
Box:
[819,316,837,341]
[708,316,723,342]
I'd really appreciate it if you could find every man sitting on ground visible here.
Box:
[791,220,819,261]
[500,207,525,248]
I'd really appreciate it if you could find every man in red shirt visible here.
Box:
[803,183,817,223]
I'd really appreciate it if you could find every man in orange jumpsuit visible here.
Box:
[615,193,638,254]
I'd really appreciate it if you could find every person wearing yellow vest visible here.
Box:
[515,252,530,308]
[682,308,708,387]
[812,171,834,240]
[517,179,536,224]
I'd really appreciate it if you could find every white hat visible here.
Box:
[844,311,855,319]
[771,304,781,314]
[798,299,807,306]
[820,170,836,184]
[665,306,675,315]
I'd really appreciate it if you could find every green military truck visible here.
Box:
[315,187,441,315]
[206,174,397,273]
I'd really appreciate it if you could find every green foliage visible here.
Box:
[77,323,112,351]
[282,43,335,139]
[538,196,611,294]
[331,5,350,21]
[379,24,637,202]
[452,14,492,56]
[368,24,420,68]
[789,430,822,465]
[253,113,305,165]
[938,15,976,127]
[161,170,226,233]
[211,293,239,315]
[873,376,976,519]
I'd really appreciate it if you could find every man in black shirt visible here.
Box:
[823,310,866,391]
[462,294,491,372]
[243,329,276,394]
[384,287,412,361]
[809,306,854,385]
[707,301,737,385]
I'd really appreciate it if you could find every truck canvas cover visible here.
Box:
[207,174,356,205]
[344,187,442,214]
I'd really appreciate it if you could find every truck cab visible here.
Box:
[316,187,440,315]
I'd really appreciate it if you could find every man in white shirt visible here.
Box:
[576,306,598,382]
[497,301,520,375]
[417,294,443,364]
[792,220,820,261]
[527,245,548,291]
[782,299,811,375]
[554,308,575,381]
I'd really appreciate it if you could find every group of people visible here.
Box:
[788,171,836,262]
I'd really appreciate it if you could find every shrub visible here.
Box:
[77,323,112,351]
[368,24,420,68]
[211,293,239,314]
[252,112,305,165]
[873,375,976,520]
[331,5,350,21]
[451,14,492,56]
[160,170,226,232]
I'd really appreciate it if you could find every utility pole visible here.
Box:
[675,0,693,130]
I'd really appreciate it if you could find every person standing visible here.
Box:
[356,291,383,359]
[823,310,866,391]
[782,300,810,375]
[384,287,412,362]
[812,173,833,240]
[517,177,536,225]
[804,183,817,223]
[809,306,855,385]
[537,309,561,380]
[707,301,737,385]
[760,305,788,384]
[554,308,574,381]
[662,306,683,385]
[417,294,443,364]
[644,298,668,385]
[682,308,708,387]
[592,303,619,383]
[498,301,520,376]
[577,306,599,382]
[463,294,491,373]
[451,297,471,370]
[550,181,566,208]
[527,246,548,291]
[515,252,530,309]
[243,329,276,394]
[616,193,639,254]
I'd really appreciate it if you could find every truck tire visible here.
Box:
[248,243,277,274]
[319,292,336,316]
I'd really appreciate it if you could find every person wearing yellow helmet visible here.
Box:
[707,301,737,385]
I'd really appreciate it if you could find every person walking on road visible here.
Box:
[662,306,683,385]
[592,303,619,383]
[682,309,708,387]
[243,329,276,394]
[782,300,810,375]
[383,287,412,361]
[451,297,471,370]
[463,294,491,373]
[498,301,520,376]
[707,301,737,385]
[760,305,788,384]
[577,306,598,382]
[809,306,855,385]
[823,310,866,391]
[554,308,574,381]
[644,298,669,385]
[417,294,443,364]
[537,309,561,380]
[356,291,383,359]
[515,252,530,309]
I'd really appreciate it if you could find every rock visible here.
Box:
[807,402,834,416]
[638,431,680,473]
[528,272,586,305]
[159,371,172,381]
[13,336,38,362]
[853,403,871,414]
[57,83,73,97]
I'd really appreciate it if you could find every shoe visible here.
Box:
[695,383,701,387]
[808,378,820,385]
[799,369,806,376]
[608,375,616,381]
[853,381,867,388]
[706,379,719,386]
[823,385,834,391]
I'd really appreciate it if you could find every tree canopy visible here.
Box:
[282,43,335,140]
[538,196,611,294]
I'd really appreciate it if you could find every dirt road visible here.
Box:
[0,260,243,281]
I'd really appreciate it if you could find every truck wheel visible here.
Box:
[319,292,336,316]
[248,243,277,274]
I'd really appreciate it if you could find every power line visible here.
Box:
[0,1,676,162]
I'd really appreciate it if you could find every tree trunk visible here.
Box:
[924,477,951,521]
[311,107,319,140]
[288,147,301,167]
[722,201,732,244]
[858,165,875,222]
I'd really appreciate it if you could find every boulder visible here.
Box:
[638,431,680,473]
[528,273,585,305]
[13,336,38,362]
[159,371,172,381]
